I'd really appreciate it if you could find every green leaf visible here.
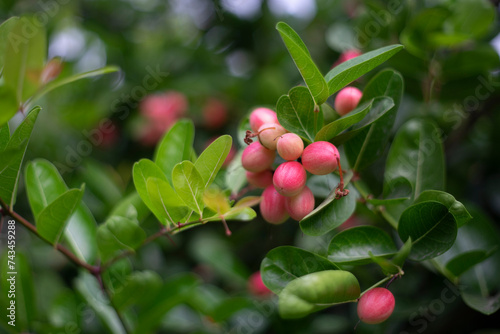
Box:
[398,202,457,261]
[368,253,401,276]
[0,106,40,208]
[433,207,500,314]
[154,119,194,184]
[146,177,189,225]
[135,273,200,334]
[37,186,85,245]
[80,160,123,209]
[277,86,323,143]
[324,44,404,95]
[392,237,412,268]
[225,149,246,196]
[344,69,404,171]
[315,99,373,142]
[108,192,150,222]
[113,271,162,311]
[3,16,46,104]
[172,161,205,216]
[25,158,98,263]
[0,17,19,71]
[261,246,340,294]
[0,86,18,127]
[276,22,329,105]
[383,119,445,223]
[0,252,35,331]
[300,182,357,236]
[0,123,9,151]
[329,97,395,146]
[278,270,360,319]
[415,190,472,227]
[75,272,126,334]
[30,66,120,104]
[97,215,146,263]
[194,135,232,188]
[328,226,398,265]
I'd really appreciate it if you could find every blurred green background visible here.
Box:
[1,0,500,333]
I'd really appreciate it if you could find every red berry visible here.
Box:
[258,123,287,150]
[357,288,395,324]
[334,87,363,116]
[301,141,339,175]
[332,49,362,67]
[249,107,279,132]
[273,161,306,197]
[276,133,304,161]
[248,271,272,297]
[285,186,315,221]
[203,98,228,129]
[246,170,273,188]
[242,142,276,173]
[260,185,289,224]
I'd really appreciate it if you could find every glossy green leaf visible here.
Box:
[0,107,40,208]
[324,44,404,95]
[328,226,398,265]
[329,97,395,146]
[154,119,194,184]
[194,135,232,188]
[398,202,457,261]
[37,186,85,245]
[146,177,189,225]
[0,17,19,71]
[25,158,97,263]
[369,253,401,276]
[433,207,500,314]
[135,273,200,334]
[75,272,126,334]
[415,190,472,227]
[172,161,204,216]
[0,123,9,151]
[277,86,323,143]
[300,183,356,236]
[0,252,35,331]
[392,237,412,268]
[225,149,246,196]
[261,246,340,294]
[278,270,360,319]
[3,16,46,103]
[30,66,120,104]
[383,119,445,223]
[314,99,372,142]
[344,69,404,171]
[0,86,18,127]
[113,271,163,310]
[276,22,329,105]
[97,215,146,263]
[108,192,150,222]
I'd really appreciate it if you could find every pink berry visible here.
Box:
[334,87,363,116]
[332,49,362,67]
[248,271,272,297]
[260,185,289,224]
[273,161,306,197]
[249,107,279,132]
[302,141,339,175]
[258,123,287,150]
[276,133,304,161]
[285,186,315,221]
[357,288,395,324]
[242,142,276,173]
[246,170,273,188]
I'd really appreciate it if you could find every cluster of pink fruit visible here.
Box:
[241,107,341,224]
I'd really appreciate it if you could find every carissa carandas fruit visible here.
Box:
[301,141,339,175]
[241,141,276,173]
[357,287,395,324]
[260,184,289,224]
[273,161,306,197]
[276,133,304,161]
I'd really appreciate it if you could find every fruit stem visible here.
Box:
[335,155,350,199]
[244,127,276,145]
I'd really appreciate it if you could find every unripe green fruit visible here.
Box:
[285,186,314,221]
[242,142,276,173]
[334,87,363,116]
[260,184,289,224]
[276,133,304,161]
[249,107,279,132]
[246,170,273,188]
[357,288,395,324]
[301,141,339,175]
[273,161,306,197]
[258,123,287,150]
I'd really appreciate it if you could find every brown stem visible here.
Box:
[244,126,276,145]
[335,156,350,199]
[385,273,401,289]
[0,197,99,275]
